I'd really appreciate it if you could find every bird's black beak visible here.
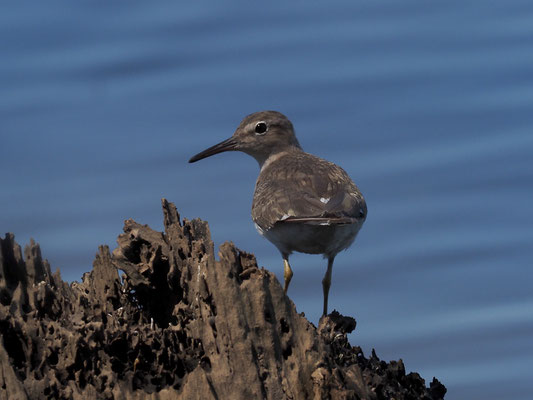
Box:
[188,137,238,163]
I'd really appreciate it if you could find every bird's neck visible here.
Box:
[258,146,302,172]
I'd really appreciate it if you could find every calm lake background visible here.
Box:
[1,1,532,398]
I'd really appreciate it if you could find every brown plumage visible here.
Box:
[253,148,366,232]
[189,111,367,316]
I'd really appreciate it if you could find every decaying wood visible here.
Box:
[0,199,446,399]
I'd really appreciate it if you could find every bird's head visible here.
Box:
[189,111,301,166]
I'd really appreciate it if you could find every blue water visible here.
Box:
[1,2,532,398]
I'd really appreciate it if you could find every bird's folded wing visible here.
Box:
[279,216,359,225]
[252,182,366,230]
[252,152,367,231]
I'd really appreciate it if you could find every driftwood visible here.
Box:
[0,199,446,399]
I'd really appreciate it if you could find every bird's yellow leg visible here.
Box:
[322,257,335,316]
[283,255,293,294]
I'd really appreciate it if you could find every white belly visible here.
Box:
[256,221,363,258]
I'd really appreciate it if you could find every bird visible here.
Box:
[189,111,366,316]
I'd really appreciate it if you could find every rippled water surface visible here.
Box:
[1,2,532,398]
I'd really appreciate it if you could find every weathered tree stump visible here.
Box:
[0,199,446,399]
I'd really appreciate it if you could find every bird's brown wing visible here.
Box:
[252,152,366,231]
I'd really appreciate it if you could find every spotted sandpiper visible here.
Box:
[189,111,367,316]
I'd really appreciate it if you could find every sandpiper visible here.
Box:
[189,111,366,316]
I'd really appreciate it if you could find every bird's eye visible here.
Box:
[254,121,268,135]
